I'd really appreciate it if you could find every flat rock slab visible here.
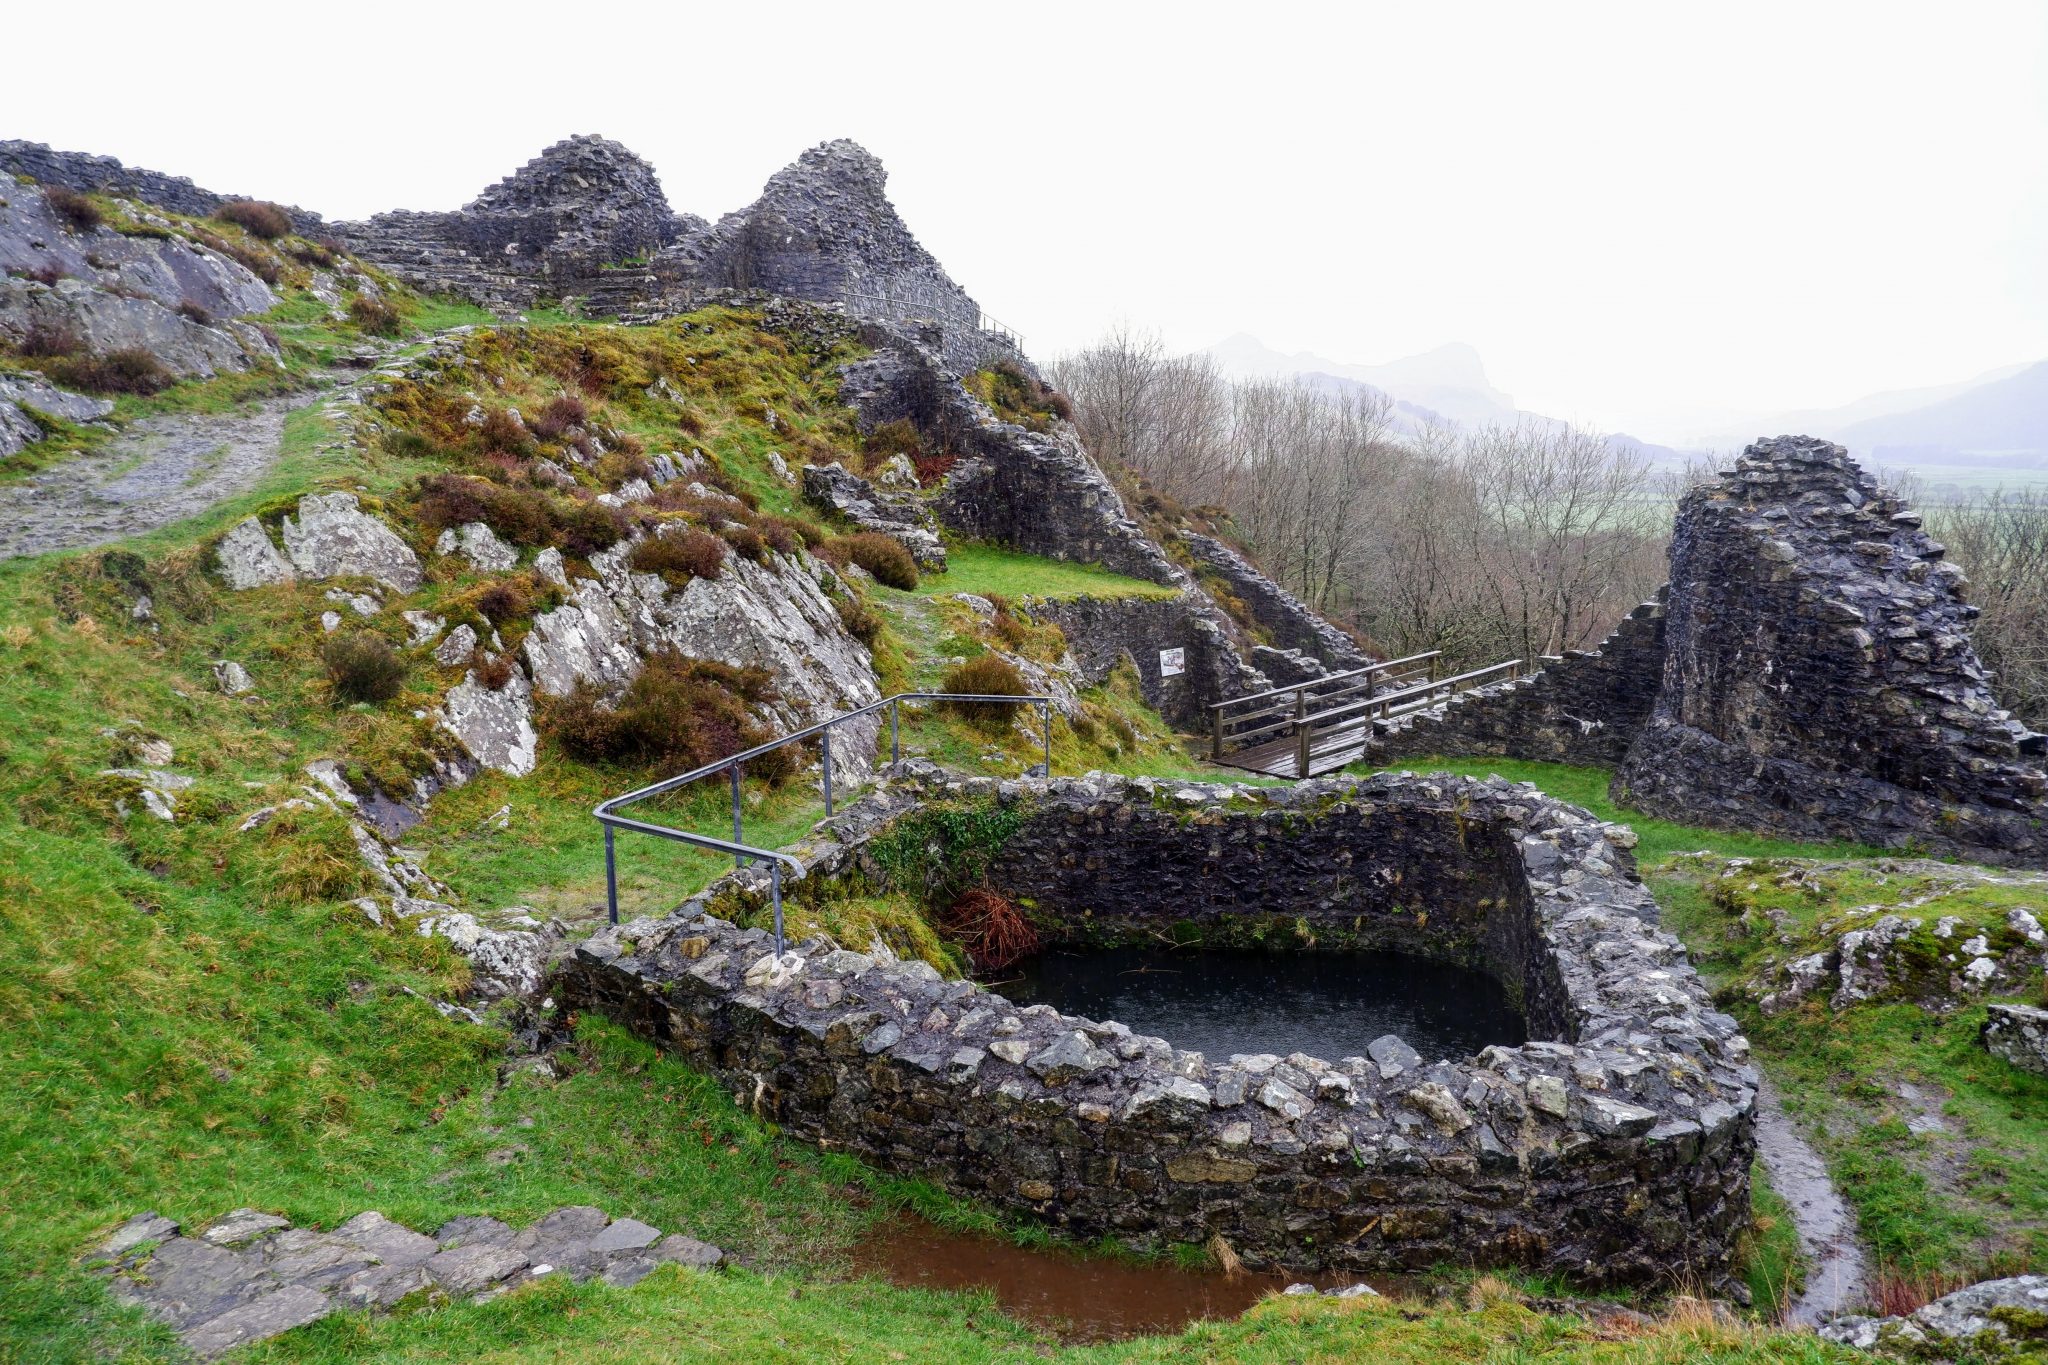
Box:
[91,1206,724,1357]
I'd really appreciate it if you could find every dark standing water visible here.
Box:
[992,946,1525,1062]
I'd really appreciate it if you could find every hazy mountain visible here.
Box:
[1208,334,1686,466]
[1831,361,2048,469]
[1208,334,1522,429]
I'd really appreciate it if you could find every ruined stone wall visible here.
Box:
[555,767,1757,1285]
[1182,533,1373,672]
[1613,437,2048,864]
[0,140,325,233]
[1373,598,1668,768]
[334,136,692,313]
[1020,593,1266,730]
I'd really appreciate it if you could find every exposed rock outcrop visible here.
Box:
[0,182,281,377]
[1980,1002,2048,1076]
[1752,905,2048,1014]
[1821,1274,2048,1360]
[277,493,422,593]
[0,371,113,457]
[1613,437,2048,865]
[519,536,882,784]
[800,460,946,569]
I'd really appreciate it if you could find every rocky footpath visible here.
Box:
[92,1205,723,1358]
[1614,436,2048,865]
[1821,1274,2048,1360]
[556,764,1757,1285]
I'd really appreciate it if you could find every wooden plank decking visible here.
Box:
[1212,728,1372,779]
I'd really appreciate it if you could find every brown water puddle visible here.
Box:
[849,1214,1405,1343]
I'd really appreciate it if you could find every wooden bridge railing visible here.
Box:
[1209,652,1440,762]
[1208,653,1524,778]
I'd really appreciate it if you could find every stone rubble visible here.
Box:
[91,1206,724,1358]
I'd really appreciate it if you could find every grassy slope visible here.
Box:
[1358,755,2048,1301]
[0,293,1856,1362]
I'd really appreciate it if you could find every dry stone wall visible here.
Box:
[0,139,325,233]
[555,764,1757,1285]
[1614,437,2048,864]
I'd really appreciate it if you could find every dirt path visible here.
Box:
[0,388,332,560]
[1753,1076,1870,1325]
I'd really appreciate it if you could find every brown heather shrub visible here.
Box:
[348,293,402,337]
[941,653,1030,728]
[17,320,83,358]
[286,238,339,267]
[719,524,766,562]
[215,200,293,239]
[471,649,515,691]
[629,529,725,584]
[755,514,818,554]
[527,394,589,441]
[593,451,652,488]
[175,299,214,326]
[824,532,918,589]
[675,408,706,436]
[413,474,554,546]
[323,632,406,703]
[837,595,882,647]
[12,262,69,286]
[477,408,530,451]
[474,579,530,626]
[555,498,628,558]
[43,185,103,233]
[49,348,176,396]
[548,653,796,781]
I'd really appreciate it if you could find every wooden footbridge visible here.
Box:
[1208,651,1523,779]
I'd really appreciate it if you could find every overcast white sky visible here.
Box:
[8,0,2044,441]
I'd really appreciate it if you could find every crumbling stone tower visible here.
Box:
[1614,435,2048,864]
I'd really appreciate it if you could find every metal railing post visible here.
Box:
[1041,699,1052,777]
[604,825,618,926]
[821,727,834,815]
[729,763,744,869]
[890,698,900,764]
[770,860,785,956]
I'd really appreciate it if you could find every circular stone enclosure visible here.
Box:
[559,765,1758,1285]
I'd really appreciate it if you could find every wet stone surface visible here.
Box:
[90,1206,724,1357]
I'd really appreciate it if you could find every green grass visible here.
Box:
[1352,756,1882,865]
[916,543,1182,603]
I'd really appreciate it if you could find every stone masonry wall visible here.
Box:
[1614,437,2048,865]
[1021,593,1266,730]
[1182,533,1373,673]
[0,140,325,234]
[555,765,1757,1285]
[1374,597,1668,768]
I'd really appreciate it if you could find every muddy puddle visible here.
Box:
[850,1214,1405,1342]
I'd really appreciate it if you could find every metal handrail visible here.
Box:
[593,691,1052,954]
